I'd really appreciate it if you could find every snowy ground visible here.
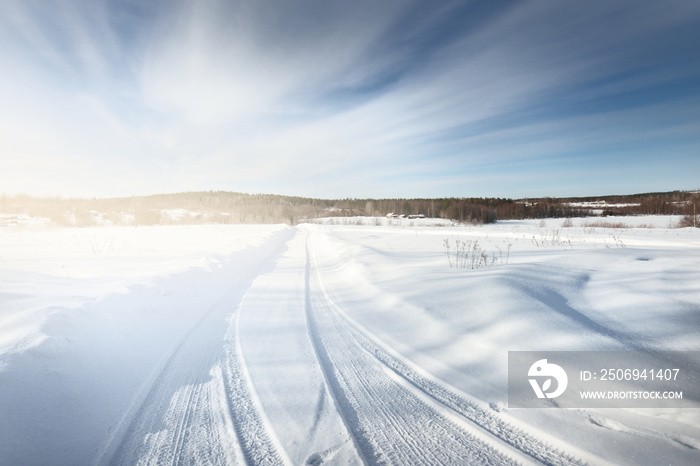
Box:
[0,217,699,465]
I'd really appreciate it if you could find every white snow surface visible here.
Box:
[0,218,699,465]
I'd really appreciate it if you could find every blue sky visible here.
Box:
[1,0,699,199]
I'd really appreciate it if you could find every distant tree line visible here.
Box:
[333,198,508,224]
[1,190,697,227]
[0,192,334,227]
[554,191,699,216]
[333,190,699,222]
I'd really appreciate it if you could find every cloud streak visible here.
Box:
[1,0,699,198]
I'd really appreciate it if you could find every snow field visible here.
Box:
[0,225,290,465]
[0,217,698,465]
[305,218,699,465]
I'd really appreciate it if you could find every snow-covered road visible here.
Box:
[1,219,699,465]
[108,228,590,465]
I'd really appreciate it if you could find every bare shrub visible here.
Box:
[443,238,506,269]
[495,243,512,265]
[605,234,626,248]
[581,220,630,229]
[678,214,698,228]
[531,229,574,249]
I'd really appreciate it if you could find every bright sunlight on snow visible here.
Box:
[0,217,698,465]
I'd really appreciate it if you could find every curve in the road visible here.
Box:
[304,235,522,465]
[305,232,587,466]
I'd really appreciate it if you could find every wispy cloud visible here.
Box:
[1,0,699,198]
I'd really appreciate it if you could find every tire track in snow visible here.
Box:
[233,230,363,465]
[167,382,198,463]
[154,373,235,465]
[306,232,589,466]
[221,302,291,466]
[106,229,294,466]
[307,384,328,443]
[303,249,370,466]
[304,235,519,465]
[112,327,244,465]
[109,288,245,466]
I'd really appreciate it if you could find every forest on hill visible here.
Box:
[1,190,698,227]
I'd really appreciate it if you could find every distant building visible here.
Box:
[386,213,425,219]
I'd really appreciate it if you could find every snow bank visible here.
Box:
[1,217,698,465]
[304,217,700,465]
